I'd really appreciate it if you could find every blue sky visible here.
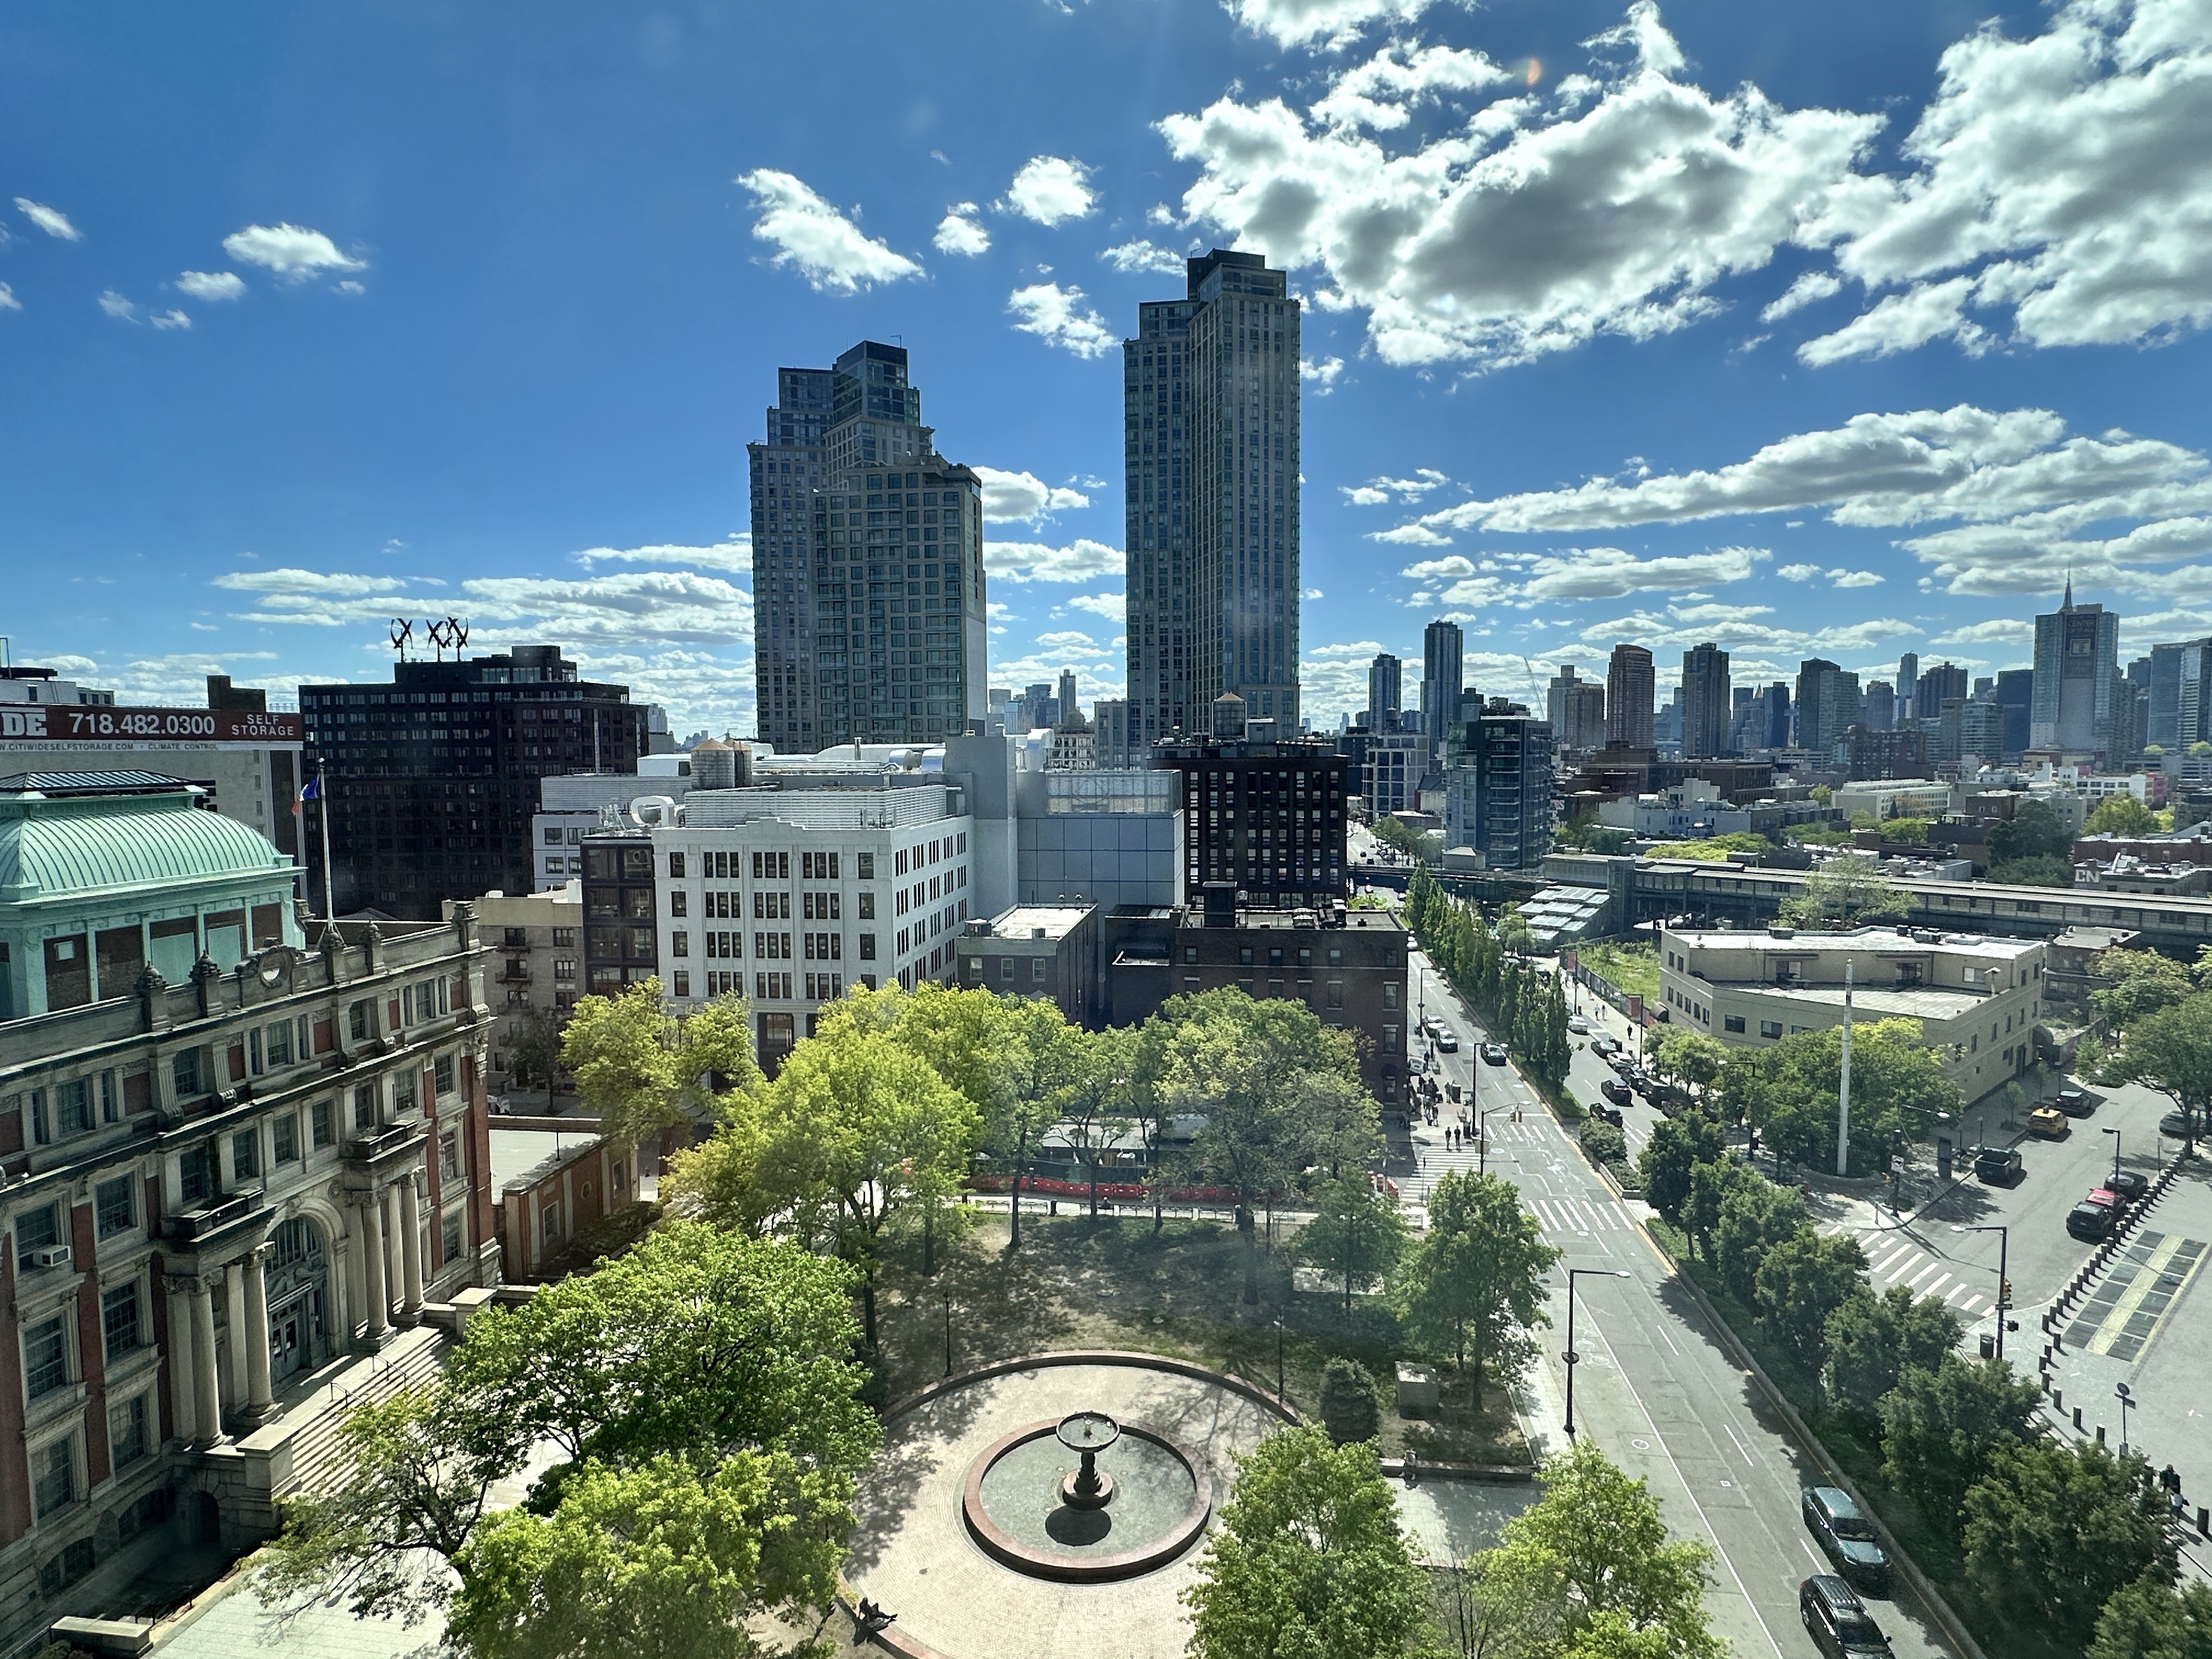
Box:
[5,0,2210,736]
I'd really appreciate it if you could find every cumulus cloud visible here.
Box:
[736,170,921,295]
[1007,283,1118,357]
[15,198,80,240]
[215,568,415,599]
[1346,469,1451,505]
[1932,619,2030,646]
[934,204,990,256]
[1312,39,1510,130]
[1797,0,2212,362]
[1780,562,1884,588]
[222,223,365,281]
[1798,276,1987,366]
[149,309,192,330]
[986,537,1125,583]
[1099,239,1186,276]
[573,537,753,573]
[97,291,136,321]
[973,466,1091,523]
[1064,592,1127,623]
[1160,5,1881,368]
[1222,0,1450,52]
[1761,270,1841,321]
[1299,355,1345,392]
[1002,156,1099,225]
[176,269,247,302]
[1518,545,1768,601]
[1398,555,1476,579]
[0,283,18,313]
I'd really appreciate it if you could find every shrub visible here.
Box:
[1318,1357,1383,1446]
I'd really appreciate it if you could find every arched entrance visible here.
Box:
[266,1216,332,1385]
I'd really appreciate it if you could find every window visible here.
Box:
[394,1069,419,1115]
[273,1113,298,1163]
[102,1281,141,1361]
[672,969,691,997]
[32,1435,75,1520]
[179,1142,213,1207]
[265,1020,294,1068]
[95,1177,136,1239]
[312,1098,335,1148]
[54,1078,94,1137]
[1000,957,1014,982]
[1760,1020,1784,1040]
[172,1048,203,1098]
[110,1393,149,1470]
[545,827,564,845]
[348,999,372,1041]
[671,930,689,957]
[859,934,876,960]
[857,892,876,919]
[232,1127,261,1181]
[856,852,874,879]
[1383,983,1398,1009]
[669,890,687,918]
[23,1315,69,1400]
[435,1053,455,1096]
[440,1129,463,1181]
[1327,981,1345,1009]
[1723,1015,1746,1034]
[443,1207,465,1265]
[552,928,576,949]
[542,1200,563,1245]
[668,851,686,878]
[353,1084,378,1131]
[1032,957,1048,984]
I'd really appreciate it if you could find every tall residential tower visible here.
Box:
[748,341,987,753]
[1125,250,1300,747]
[2030,582,2120,756]
[1421,619,1464,739]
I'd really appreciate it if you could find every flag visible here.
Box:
[295,775,321,816]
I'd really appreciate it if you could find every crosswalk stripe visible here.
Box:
[1906,1260,1945,1289]
[1923,1273,1952,1298]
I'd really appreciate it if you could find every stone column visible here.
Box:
[190,1276,223,1446]
[398,1169,426,1319]
[166,1274,198,1443]
[242,1243,275,1418]
[221,1259,246,1409]
[360,1186,391,1344]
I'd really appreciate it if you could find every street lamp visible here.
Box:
[1479,1107,1501,1177]
[1949,1223,2011,1362]
[1275,1313,1286,1401]
[2116,1382,2135,1457]
[1562,1268,1630,1439]
[2102,1126,2122,1187]
[941,1285,954,1378]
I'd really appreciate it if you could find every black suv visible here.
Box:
[1803,1487,1889,1590]
[1973,1145,2022,1186]
[1801,1575,1893,1657]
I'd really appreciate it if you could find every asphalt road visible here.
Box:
[1403,944,1960,1659]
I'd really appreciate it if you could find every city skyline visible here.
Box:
[5,2,2212,737]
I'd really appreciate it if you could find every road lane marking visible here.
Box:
[1724,1422,1756,1466]
[1906,1260,1946,1289]
[1922,1273,1953,1299]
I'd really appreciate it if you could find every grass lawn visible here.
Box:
[870,1209,1530,1466]
[1576,939,1659,1003]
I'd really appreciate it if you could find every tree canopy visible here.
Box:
[1717,1017,1961,1177]
[1776,857,1915,930]
[1963,1443,2176,1650]
[2092,949,2203,1028]
[1878,1353,2044,1528]
[1989,799,2074,864]
[560,981,760,1151]
[1822,1283,1961,1418]
[1393,1170,1560,1384]
[2085,795,2162,838]
[2090,1576,2212,1659]
[2103,990,2212,1149]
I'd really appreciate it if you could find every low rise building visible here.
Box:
[1658,923,2048,1102]
[954,905,1099,1025]
[448,884,583,1105]
[2073,857,2212,897]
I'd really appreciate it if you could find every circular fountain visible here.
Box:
[962,1409,1211,1582]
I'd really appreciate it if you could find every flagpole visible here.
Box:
[318,768,336,925]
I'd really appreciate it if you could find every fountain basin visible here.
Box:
[962,1417,1211,1582]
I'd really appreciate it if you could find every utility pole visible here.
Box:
[1835,959,1854,1178]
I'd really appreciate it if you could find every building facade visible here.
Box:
[1604,646,1655,751]
[450,885,583,1106]
[1365,653,1403,732]
[1679,642,1731,759]
[1546,665,1606,752]
[300,645,648,922]
[2032,585,2121,757]
[954,904,1101,1026]
[1156,734,1348,907]
[1124,250,1301,747]
[1421,622,1463,741]
[1444,709,1555,871]
[1796,658,1863,756]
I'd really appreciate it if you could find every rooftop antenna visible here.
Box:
[388,618,414,663]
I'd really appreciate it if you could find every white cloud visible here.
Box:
[176,269,247,302]
[1798,275,1985,366]
[1518,545,1768,601]
[1351,469,1451,503]
[1800,0,2212,358]
[336,280,365,296]
[215,568,415,599]
[149,309,191,330]
[1099,239,1186,276]
[1399,556,1475,579]
[1760,270,1841,321]
[1369,522,1455,545]
[573,537,753,573]
[986,537,1125,583]
[1035,629,1098,651]
[1064,592,1127,623]
[1343,486,1391,505]
[934,204,990,256]
[222,223,365,281]
[97,291,136,321]
[1160,5,1881,368]
[973,466,1091,523]
[1779,561,1883,588]
[1007,283,1118,357]
[1931,619,2028,646]
[1299,355,1345,392]
[1778,562,1821,582]
[1002,156,1098,226]
[0,283,18,313]
[736,170,921,295]
[1222,0,1449,52]
[1312,39,1510,131]
[15,198,80,240]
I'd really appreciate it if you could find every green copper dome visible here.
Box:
[0,781,289,904]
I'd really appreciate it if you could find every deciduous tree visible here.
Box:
[1713,1176,1807,1307]
[1776,857,1914,930]
[1878,1355,2044,1534]
[2106,991,2212,1152]
[1638,1111,1724,1232]
[2090,1575,2212,1659]
[560,983,760,1152]
[1299,1171,1410,1312]
[1964,1443,2176,1650]
[1822,1284,1962,1418]
[505,1005,568,1113]
[2085,795,2162,838]
[1751,1227,1866,1374]
[1394,1171,1559,1388]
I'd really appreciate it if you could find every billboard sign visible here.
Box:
[0,706,303,743]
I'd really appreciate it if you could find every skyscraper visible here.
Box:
[2030,583,2120,754]
[1913,661,1968,721]
[748,341,988,753]
[2148,638,2212,749]
[1896,653,1919,715]
[1605,645,1656,750]
[1367,653,1403,731]
[1795,658,1862,755]
[1421,619,1464,739]
[1547,665,1607,751]
[1863,680,1896,732]
[1995,669,2034,759]
[1125,250,1301,746]
[1679,641,1731,758]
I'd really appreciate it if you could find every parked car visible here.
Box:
[1435,1031,1459,1053]
[1481,1042,1508,1065]
[2055,1088,2094,1118]
[1802,1487,1891,1592]
[1800,1576,1893,1657]
[1567,1015,1591,1035]
[1590,1035,1620,1057]
[2107,1169,2150,1204]
[2067,1190,2121,1240]
[1973,1146,2023,1186]
[1607,1052,1637,1075]
[2028,1105,2068,1138]
[1601,1079,1633,1107]
[2160,1109,2195,1138]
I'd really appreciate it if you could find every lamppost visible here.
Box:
[1949,1222,2010,1362]
[1563,1268,1630,1438]
[2116,1382,2135,1457]
[1479,1107,1501,1177]
[941,1285,954,1378]
[1274,1313,1286,1401]
[2102,1126,2123,1187]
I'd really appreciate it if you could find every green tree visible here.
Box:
[1988,853,2075,888]
[1990,798,2074,864]
[1681,1156,1756,1261]
[2085,795,2162,838]
[1058,1025,1138,1218]
[1650,1031,1729,1093]
[2090,1576,2212,1659]
[506,1005,569,1113]
[1299,1171,1412,1312]
[1183,1425,1431,1659]
[1822,1283,1962,1418]
[1963,1442,2176,1650]
[2107,991,2212,1152]
[1474,1441,1723,1659]
[560,981,760,1152]
[1393,1171,1561,1387]
[1638,1111,1724,1232]
[1644,833,1771,861]
[2092,949,2199,1028]
[1720,1018,1961,1177]
[1317,1357,1383,1447]
[1884,816,1932,845]
[1713,1177,1807,1307]
[1751,1227,1866,1374]
[1776,856,1914,930]
[1878,1355,2044,1533]
[1581,1118,1628,1167]
[980,995,1084,1249]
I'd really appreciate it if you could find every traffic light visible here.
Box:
[2001,1279,2012,1303]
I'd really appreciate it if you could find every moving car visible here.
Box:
[1435,1031,1459,1053]
[1802,1488,1891,1592]
[1800,1576,1893,1657]
[1601,1079,1633,1107]
[2027,1105,2068,1138]
[1567,1015,1590,1034]
[2056,1088,2094,1118]
[1973,1145,2023,1186]
[2107,1169,2150,1204]
[2067,1189,2121,1240]
[1480,1042,1508,1065]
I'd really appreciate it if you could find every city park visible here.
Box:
[247,863,2212,1659]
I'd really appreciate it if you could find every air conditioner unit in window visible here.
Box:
[27,1245,71,1269]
